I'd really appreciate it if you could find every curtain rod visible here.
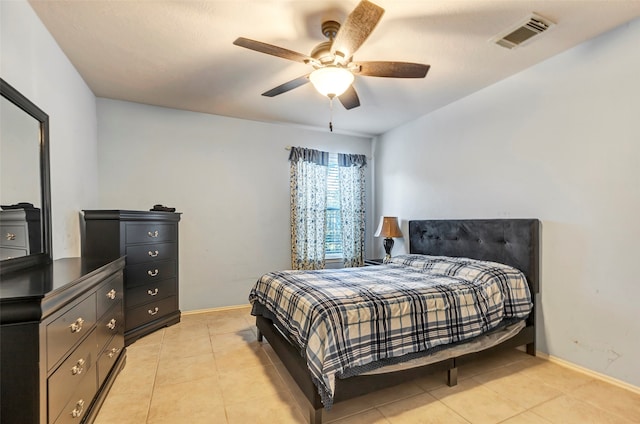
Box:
[285,146,370,159]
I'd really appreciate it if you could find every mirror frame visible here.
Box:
[0,78,52,275]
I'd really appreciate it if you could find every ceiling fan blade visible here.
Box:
[330,0,384,63]
[338,85,360,110]
[234,37,312,64]
[355,61,430,78]
[262,75,310,97]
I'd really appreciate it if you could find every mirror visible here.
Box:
[0,78,52,275]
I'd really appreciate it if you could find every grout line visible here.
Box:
[494,409,551,424]
[523,410,554,424]
[439,401,474,424]
[144,331,165,424]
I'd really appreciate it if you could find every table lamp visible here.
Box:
[374,216,403,259]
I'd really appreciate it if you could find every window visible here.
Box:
[325,153,342,258]
[289,146,366,269]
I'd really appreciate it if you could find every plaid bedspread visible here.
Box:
[249,254,532,407]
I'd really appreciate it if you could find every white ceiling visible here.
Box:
[29,0,640,137]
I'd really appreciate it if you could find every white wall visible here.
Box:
[374,19,640,387]
[1,0,99,259]
[96,99,373,310]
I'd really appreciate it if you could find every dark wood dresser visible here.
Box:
[0,257,126,424]
[0,208,42,259]
[82,210,181,345]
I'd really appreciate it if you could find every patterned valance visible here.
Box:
[338,153,367,168]
[288,146,329,166]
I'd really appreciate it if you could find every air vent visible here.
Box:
[493,13,555,49]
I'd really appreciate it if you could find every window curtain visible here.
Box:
[289,147,329,270]
[338,153,367,268]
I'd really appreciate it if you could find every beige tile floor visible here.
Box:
[95,307,640,424]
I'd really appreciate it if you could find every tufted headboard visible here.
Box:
[409,219,540,294]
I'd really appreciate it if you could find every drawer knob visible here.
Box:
[148,269,159,277]
[69,317,84,333]
[5,232,16,241]
[71,358,85,375]
[107,318,117,330]
[148,307,159,316]
[148,250,159,257]
[70,399,85,418]
[147,288,159,296]
[107,347,121,358]
[106,289,117,300]
[148,230,159,238]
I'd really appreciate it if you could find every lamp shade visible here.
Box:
[374,216,403,238]
[309,66,354,98]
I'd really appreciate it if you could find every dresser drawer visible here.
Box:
[97,333,125,388]
[0,246,27,260]
[126,242,177,265]
[47,293,97,370]
[96,273,124,317]
[125,222,177,244]
[52,367,97,424]
[48,330,97,423]
[126,295,178,331]
[126,278,177,308]
[125,259,176,288]
[0,224,27,248]
[96,302,124,352]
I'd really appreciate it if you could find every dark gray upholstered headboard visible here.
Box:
[409,219,540,294]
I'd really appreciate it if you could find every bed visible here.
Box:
[250,219,539,424]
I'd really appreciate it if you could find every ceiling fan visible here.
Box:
[233,0,430,110]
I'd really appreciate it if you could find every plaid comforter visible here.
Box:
[249,254,532,407]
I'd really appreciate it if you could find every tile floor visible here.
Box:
[94,307,640,424]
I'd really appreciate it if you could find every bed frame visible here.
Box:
[255,219,540,424]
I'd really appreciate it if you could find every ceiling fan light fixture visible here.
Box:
[309,66,354,98]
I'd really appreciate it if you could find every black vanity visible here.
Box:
[1,257,126,424]
[0,79,126,423]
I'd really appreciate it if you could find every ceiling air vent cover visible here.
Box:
[493,13,555,49]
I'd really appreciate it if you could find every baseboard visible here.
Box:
[182,304,251,315]
[536,350,640,395]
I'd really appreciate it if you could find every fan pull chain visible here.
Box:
[329,96,334,132]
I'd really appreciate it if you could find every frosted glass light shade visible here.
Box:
[309,66,354,98]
